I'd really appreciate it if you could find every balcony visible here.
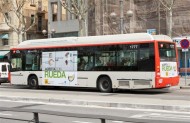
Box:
[37,6,47,14]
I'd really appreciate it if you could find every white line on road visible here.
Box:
[112,121,124,123]
[0,113,12,116]
[149,113,190,120]
[130,113,160,118]
[72,121,93,123]
[130,112,190,120]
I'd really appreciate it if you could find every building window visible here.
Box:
[51,2,58,21]
[61,6,66,21]
[38,0,42,11]
[31,14,35,24]
[38,15,42,31]
[2,39,8,46]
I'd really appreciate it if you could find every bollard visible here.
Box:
[33,112,39,123]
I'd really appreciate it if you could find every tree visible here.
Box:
[60,0,94,36]
[159,0,176,37]
[0,0,36,43]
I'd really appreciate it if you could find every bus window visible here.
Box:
[78,57,87,71]
[159,42,176,61]
[11,58,22,71]
[140,49,149,60]
[25,51,40,71]
[118,50,137,67]
[95,51,116,67]
[138,43,155,71]
[85,56,93,70]
[25,54,34,70]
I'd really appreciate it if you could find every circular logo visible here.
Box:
[180,39,190,49]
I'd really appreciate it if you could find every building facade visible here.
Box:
[48,0,79,38]
[0,0,48,50]
[89,0,190,37]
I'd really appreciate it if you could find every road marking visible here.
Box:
[0,113,12,116]
[112,121,124,123]
[72,121,92,123]
[130,113,190,120]
[149,114,190,120]
[130,113,161,118]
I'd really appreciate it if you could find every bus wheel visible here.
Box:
[98,77,112,93]
[28,76,39,89]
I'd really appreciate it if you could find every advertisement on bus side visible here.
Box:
[42,51,78,86]
[160,62,178,77]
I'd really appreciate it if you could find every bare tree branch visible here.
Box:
[60,0,95,36]
[159,0,175,10]
[0,0,37,43]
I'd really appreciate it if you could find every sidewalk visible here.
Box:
[179,76,190,89]
[0,87,190,112]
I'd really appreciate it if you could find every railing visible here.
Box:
[0,107,188,123]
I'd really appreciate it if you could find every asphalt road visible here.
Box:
[0,83,189,101]
[0,84,190,123]
[0,100,190,123]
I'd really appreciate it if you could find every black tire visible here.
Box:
[28,76,39,89]
[98,77,112,93]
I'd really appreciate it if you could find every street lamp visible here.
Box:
[42,29,47,36]
[120,0,124,34]
[51,29,56,38]
[42,29,56,38]
[110,9,133,34]
[127,10,133,18]
[110,12,117,26]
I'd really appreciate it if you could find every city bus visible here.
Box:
[10,33,179,92]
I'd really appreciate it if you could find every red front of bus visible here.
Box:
[155,42,179,88]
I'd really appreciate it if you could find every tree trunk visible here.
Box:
[23,32,27,41]
[79,19,86,36]
[168,9,172,37]
[17,32,24,44]
[17,32,20,44]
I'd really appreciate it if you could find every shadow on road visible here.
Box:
[1,83,172,95]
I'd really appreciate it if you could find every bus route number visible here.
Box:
[130,45,138,49]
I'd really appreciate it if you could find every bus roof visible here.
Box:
[13,33,172,49]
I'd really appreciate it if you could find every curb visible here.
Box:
[180,86,190,89]
[1,96,190,112]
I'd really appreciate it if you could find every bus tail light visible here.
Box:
[156,66,160,77]
[8,72,11,82]
[156,66,160,72]
[157,72,160,76]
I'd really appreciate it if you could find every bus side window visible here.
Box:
[95,57,103,66]
[78,57,86,71]
[85,57,93,70]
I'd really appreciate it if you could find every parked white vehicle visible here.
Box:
[0,62,10,84]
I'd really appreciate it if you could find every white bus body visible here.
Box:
[10,33,179,92]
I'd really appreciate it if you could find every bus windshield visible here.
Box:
[158,42,176,61]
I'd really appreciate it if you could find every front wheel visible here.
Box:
[98,77,112,93]
[28,76,39,89]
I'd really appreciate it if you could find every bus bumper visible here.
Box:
[155,76,180,88]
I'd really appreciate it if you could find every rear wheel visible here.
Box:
[28,76,39,89]
[98,77,112,93]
